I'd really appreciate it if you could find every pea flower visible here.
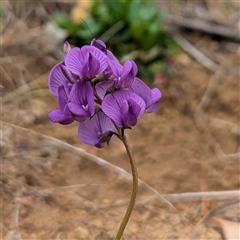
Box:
[91,39,108,55]
[48,39,162,147]
[65,45,108,79]
[48,63,78,96]
[68,81,95,121]
[63,41,71,55]
[91,39,119,62]
[102,90,145,128]
[94,60,138,99]
[109,59,137,89]
[78,111,115,148]
[130,77,162,113]
[48,85,74,125]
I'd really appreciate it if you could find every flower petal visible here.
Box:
[120,99,137,126]
[63,41,71,55]
[97,111,115,133]
[130,78,162,112]
[130,78,151,102]
[108,60,122,79]
[102,95,122,127]
[68,102,90,117]
[68,81,95,117]
[102,90,145,127]
[81,46,108,74]
[81,52,100,79]
[146,88,162,113]
[57,85,69,111]
[78,111,115,147]
[91,39,107,54]
[65,47,84,77]
[90,39,119,62]
[126,97,141,126]
[107,50,119,62]
[48,109,74,125]
[95,80,115,100]
[118,60,137,88]
[48,63,77,96]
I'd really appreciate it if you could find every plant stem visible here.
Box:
[115,133,138,240]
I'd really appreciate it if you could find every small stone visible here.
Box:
[74,226,90,239]
[106,229,115,239]
[175,53,192,66]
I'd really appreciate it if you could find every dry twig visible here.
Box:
[162,190,240,202]
[2,71,50,103]
[210,118,240,136]
[175,34,218,72]
[12,202,22,240]
[192,200,240,240]
[170,16,240,42]
[194,69,240,162]
[174,34,239,161]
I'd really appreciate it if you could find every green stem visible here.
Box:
[115,132,138,240]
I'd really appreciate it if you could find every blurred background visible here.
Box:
[1,0,239,239]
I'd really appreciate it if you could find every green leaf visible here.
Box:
[51,12,72,30]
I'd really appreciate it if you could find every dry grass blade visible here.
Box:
[2,71,50,103]
[174,29,239,161]
[172,17,240,42]
[194,69,240,162]
[162,190,240,202]
[0,65,16,90]
[192,200,240,239]
[211,118,240,136]
[175,34,218,72]
[21,183,103,198]
[12,202,22,240]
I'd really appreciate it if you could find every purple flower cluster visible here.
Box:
[48,39,162,148]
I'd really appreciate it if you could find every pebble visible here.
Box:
[73,226,91,239]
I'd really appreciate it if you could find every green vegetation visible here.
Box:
[52,0,179,80]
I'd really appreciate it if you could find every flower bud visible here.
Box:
[63,41,71,55]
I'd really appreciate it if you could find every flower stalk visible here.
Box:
[115,132,138,240]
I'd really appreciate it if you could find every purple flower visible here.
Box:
[102,90,145,128]
[95,80,115,100]
[68,81,95,121]
[91,39,119,62]
[109,60,137,89]
[130,78,162,113]
[82,52,101,79]
[65,46,109,79]
[91,39,107,55]
[91,39,122,79]
[48,39,162,148]
[48,63,78,96]
[78,111,115,148]
[48,85,74,125]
